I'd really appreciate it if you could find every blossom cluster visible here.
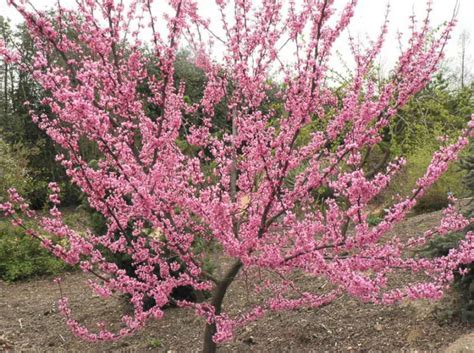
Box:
[1,0,472,344]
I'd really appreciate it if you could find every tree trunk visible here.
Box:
[202,260,242,353]
[3,62,8,116]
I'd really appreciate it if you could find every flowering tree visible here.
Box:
[1,0,473,351]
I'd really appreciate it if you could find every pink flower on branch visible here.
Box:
[0,0,472,351]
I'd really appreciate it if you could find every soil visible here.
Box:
[1,209,473,352]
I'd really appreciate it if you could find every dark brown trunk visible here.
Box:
[3,62,8,115]
[202,260,242,353]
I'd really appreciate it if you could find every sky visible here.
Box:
[1,0,472,76]
[340,0,473,74]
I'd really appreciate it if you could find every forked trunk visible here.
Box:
[202,260,242,353]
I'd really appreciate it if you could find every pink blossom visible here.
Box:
[0,0,471,347]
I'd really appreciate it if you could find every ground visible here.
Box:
[0,209,473,352]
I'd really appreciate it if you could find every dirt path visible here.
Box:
[0,210,473,352]
[445,333,474,353]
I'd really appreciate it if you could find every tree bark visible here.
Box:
[202,260,243,353]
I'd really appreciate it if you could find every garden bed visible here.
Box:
[0,210,472,352]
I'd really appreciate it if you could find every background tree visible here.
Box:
[383,73,474,213]
[0,16,81,208]
[1,1,474,353]
[457,30,472,89]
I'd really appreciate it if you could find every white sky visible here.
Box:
[1,0,472,76]
[343,0,473,75]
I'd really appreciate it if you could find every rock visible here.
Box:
[243,336,256,345]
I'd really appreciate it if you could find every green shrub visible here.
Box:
[25,179,49,210]
[417,140,474,322]
[386,138,467,214]
[22,177,82,210]
[411,144,465,213]
[0,138,81,210]
[0,221,71,282]
[460,144,474,227]
[420,231,465,258]
[420,232,474,322]
[414,160,466,214]
[414,188,451,213]
[0,139,31,203]
[367,213,383,226]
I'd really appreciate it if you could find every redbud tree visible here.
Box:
[1,0,473,352]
